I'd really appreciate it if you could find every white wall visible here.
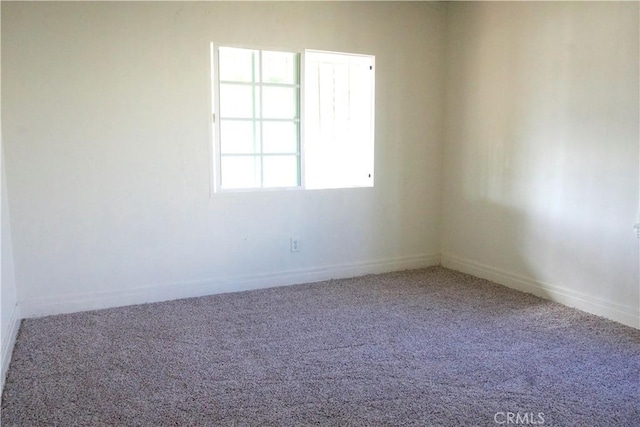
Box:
[2,2,445,316]
[1,1,21,389]
[3,1,637,332]
[442,2,640,327]
[1,148,20,390]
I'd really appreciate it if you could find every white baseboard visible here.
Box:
[1,303,21,393]
[20,253,441,319]
[441,253,640,329]
[16,251,639,329]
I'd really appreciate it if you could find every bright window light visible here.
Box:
[212,45,375,192]
[214,46,301,191]
[304,50,375,189]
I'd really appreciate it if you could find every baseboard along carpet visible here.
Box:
[2,267,639,426]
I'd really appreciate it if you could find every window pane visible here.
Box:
[262,51,297,84]
[262,86,297,119]
[221,156,261,189]
[220,84,258,119]
[304,51,375,190]
[262,121,298,154]
[219,47,257,83]
[263,155,299,187]
[220,120,259,154]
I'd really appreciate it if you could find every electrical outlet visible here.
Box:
[291,237,300,253]
[634,223,640,239]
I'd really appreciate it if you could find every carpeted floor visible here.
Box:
[1,266,639,426]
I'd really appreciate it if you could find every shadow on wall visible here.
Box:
[446,1,640,313]
[459,197,551,304]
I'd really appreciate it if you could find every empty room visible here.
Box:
[1,1,638,425]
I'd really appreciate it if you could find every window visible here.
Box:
[214,47,301,190]
[212,45,374,192]
[304,51,375,189]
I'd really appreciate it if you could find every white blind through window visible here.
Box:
[304,51,375,190]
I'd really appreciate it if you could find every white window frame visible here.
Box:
[210,44,375,194]
[211,44,304,193]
